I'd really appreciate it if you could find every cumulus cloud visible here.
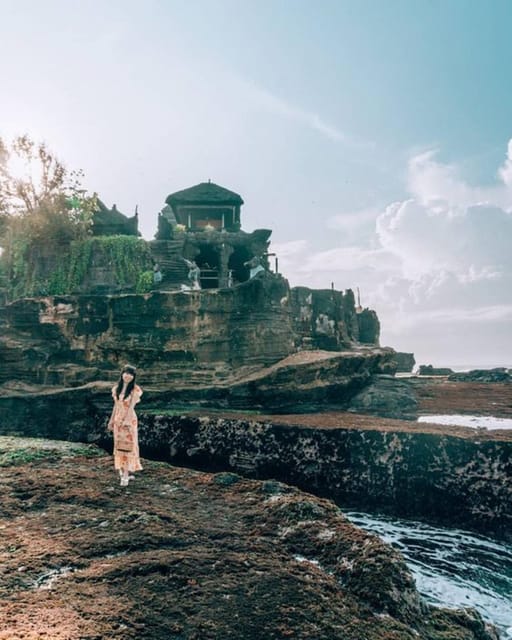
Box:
[376,200,512,282]
[498,139,512,188]
[407,146,512,211]
[275,140,512,364]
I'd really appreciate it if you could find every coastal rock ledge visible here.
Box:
[0,437,499,640]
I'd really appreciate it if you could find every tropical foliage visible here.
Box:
[0,135,156,299]
[0,135,98,298]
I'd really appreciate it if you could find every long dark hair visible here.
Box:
[115,364,137,400]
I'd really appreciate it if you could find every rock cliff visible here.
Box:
[0,275,294,387]
[0,272,392,414]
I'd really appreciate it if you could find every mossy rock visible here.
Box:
[0,436,103,467]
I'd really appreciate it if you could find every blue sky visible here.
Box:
[1,0,512,367]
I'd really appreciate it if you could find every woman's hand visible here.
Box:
[107,420,114,431]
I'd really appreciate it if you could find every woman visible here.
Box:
[108,364,143,487]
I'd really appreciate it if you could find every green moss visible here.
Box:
[136,270,154,293]
[0,436,104,467]
[0,448,57,467]
[213,472,241,486]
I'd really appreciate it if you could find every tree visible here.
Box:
[0,135,97,297]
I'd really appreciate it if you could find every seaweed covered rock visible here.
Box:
[0,436,499,640]
[448,368,512,383]
[347,374,419,420]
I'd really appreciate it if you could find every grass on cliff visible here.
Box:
[0,436,104,467]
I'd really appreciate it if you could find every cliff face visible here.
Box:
[0,275,295,386]
[289,286,380,350]
[0,274,385,395]
[0,436,499,640]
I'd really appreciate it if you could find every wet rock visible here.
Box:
[347,375,419,420]
[226,348,397,412]
[1,384,510,540]
[418,364,455,376]
[448,368,512,383]
[412,378,512,417]
[0,277,386,391]
[393,352,416,373]
[0,437,499,640]
[134,413,511,541]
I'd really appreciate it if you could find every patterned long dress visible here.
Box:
[111,384,143,472]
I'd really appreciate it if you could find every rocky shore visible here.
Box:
[1,373,511,541]
[0,437,500,640]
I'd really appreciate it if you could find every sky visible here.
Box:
[1,0,511,368]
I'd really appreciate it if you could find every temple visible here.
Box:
[164,180,243,232]
[92,200,139,237]
[151,181,272,290]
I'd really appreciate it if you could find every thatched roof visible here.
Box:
[166,182,244,207]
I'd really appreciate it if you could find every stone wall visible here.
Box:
[356,308,380,344]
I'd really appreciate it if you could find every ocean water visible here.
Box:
[346,511,512,638]
[418,414,512,430]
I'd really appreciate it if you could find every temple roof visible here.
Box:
[166,182,244,207]
[94,199,131,222]
[92,199,138,236]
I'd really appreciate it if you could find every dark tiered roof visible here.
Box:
[92,200,138,236]
[165,182,244,207]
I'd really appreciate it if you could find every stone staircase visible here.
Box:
[149,238,188,290]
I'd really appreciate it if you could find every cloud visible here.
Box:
[296,246,399,275]
[243,82,374,151]
[389,304,512,330]
[498,139,512,188]
[326,207,381,233]
[270,239,309,258]
[376,199,512,281]
[407,146,512,211]
[247,84,346,142]
[274,140,512,364]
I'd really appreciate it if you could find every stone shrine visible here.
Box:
[153,181,272,290]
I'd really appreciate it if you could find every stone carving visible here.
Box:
[183,259,201,290]
[243,255,265,279]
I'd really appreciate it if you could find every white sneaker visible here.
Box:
[120,476,128,487]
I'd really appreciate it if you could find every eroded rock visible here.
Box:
[0,437,499,640]
[347,374,419,419]
[448,368,512,383]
